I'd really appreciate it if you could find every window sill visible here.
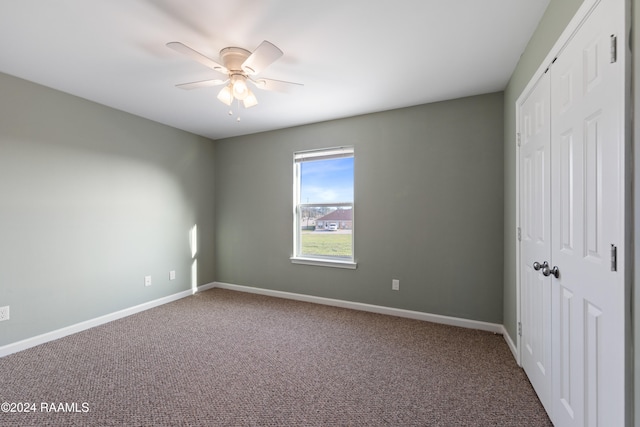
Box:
[290,257,357,270]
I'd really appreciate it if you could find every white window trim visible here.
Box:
[292,146,356,268]
[290,256,357,269]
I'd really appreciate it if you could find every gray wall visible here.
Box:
[634,0,639,424]
[502,0,584,341]
[215,93,504,323]
[0,72,216,346]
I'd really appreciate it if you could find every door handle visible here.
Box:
[542,264,560,278]
[533,261,548,271]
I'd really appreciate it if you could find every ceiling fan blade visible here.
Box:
[166,42,228,75]
[176,79,228,90]
[250,77,303,93]
[241,40,283,75]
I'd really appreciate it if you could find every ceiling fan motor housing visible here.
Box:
[220,47,252,74]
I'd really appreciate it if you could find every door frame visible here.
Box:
[514,0,632,423]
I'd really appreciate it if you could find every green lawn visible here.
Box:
[301,232,352,257]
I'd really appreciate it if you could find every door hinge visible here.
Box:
[610,34,617,63]
[518,322,522,337]
[516,132,522,147]
[611,244,617,272]
[517,227,522,242]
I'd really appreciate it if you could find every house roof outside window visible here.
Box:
[317,209,352,222]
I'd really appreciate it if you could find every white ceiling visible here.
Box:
[0,0,549,140]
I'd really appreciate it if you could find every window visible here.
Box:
[292,147,355,268]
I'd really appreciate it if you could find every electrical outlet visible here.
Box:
[169,270,176,280]
[0,306,9,321]
[144,276,152,287]
[392,279,399,291]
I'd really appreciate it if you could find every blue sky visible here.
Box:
[300,157,354,203]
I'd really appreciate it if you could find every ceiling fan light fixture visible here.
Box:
[231,74,249,100]
[217,85,233,106]
[243,90,258,108]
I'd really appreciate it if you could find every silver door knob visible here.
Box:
[542,265,560,278]
[533,261,548,271]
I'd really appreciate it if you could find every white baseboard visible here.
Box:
[197,282,216,292]
[502,325,519,364]
[212,281,504,334]
[0,284,215,358]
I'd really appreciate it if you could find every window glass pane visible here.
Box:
[300,157,353,204]
[299,206,352,259]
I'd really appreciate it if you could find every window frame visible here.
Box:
[291,147,356,269]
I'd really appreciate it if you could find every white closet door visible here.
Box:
[549,0,625,425]
[519,71,552,413]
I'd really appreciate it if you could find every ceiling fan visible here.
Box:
[167,40,302,109]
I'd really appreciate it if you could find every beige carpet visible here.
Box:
[0,288,551,426]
